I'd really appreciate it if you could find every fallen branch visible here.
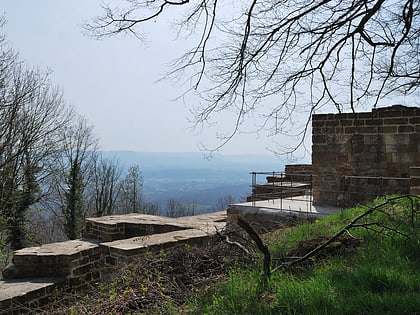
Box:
[286,195,418,266]
[216,230,250,255]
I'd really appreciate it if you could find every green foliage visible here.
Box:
[32,196,420,314]
[185,196,420,315]
[63,160,85,240]
[0,214,12,274]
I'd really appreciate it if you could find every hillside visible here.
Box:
[101,151,292,212]
[39,195,420,314]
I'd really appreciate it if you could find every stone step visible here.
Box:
[0,277,65,314]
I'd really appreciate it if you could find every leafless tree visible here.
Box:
[141,201,161,215]
[119,164,144,214]
[87,155,123,217]
[50,116,98,240]
[0,36,73,248]
[216,194,235,211]
[87,1,420,153]
[166,198,195,217]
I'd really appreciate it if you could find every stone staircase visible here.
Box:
[247,165,312,202]
[0,211,226,314]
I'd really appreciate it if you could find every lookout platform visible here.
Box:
[230,195,341,218]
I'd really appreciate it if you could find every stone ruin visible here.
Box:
[312,105,420,206]
[0,212,226,313]
[1,104,419,313]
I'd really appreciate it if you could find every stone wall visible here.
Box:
[1,212,227,313]
[84,214,187,242]
[312,105,420,206]
[411,166,420,195]
[284,164,312,182]
[11,240,102,288]
[249,164,312,202]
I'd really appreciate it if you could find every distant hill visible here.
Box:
[100,151,286,172]
[100,151,304,213]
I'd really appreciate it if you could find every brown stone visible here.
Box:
[384,117,409,125]
[398,125,415,133]
[378,125,397,133]
[365,118,383,126]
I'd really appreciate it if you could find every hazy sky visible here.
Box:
[3,1,303,156]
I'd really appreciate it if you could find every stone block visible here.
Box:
[392,152,416,164]
[384,117,409,125]
[378,125,397,133]
[398,125,415,133]
[325,119,339,126]
[376,109,404,118]
[363,134,381,145]
[338,119,353,126]
[365,118,383,126]
[409,116,420,124]
[401,108,420,117]
[312,134,326,144]
[344,126,357,133]
[357,112,375,120]
[356,126,378,133]
[384,144,401,153]
[354,119,365,126]
[321,126,336,134]
[411,186,420,195]
[71,264,93,277]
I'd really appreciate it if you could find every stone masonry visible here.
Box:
[312,105,420,206]
[0,211,226,313]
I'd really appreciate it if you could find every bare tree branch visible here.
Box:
[86,0,420,154]
[285,195,419,267]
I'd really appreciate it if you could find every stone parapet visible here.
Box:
[101,228,215,267]
[312,105,420,206]
[0,278,66,314]
[1,211,227,313]
[11,240,101,287]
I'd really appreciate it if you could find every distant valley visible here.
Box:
[101,151,292,214]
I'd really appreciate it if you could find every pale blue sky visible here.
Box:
[1,1,313,157]
[5,2,415,158]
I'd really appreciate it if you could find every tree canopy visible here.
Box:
[87,0,420,153]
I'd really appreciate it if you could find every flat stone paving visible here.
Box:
[229,195,341,218]
[102,228,214,255]
[0,277,64,300]
[14,239,100,257]
[86,211,227,228]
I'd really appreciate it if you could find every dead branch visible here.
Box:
[236,216,271,278]
[216,229,250,255]
[286,195,418,267]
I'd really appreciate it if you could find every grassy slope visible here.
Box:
[185,196,420,315]
[36,196,419,314]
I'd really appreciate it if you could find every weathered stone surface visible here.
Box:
[12,240,100,279]
[102,228,212,258]
[84,211,227,242]
[2,210,228,313]
[312,105,419,206]
[0,278,65,314]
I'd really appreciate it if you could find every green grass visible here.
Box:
[182,196,420,315]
